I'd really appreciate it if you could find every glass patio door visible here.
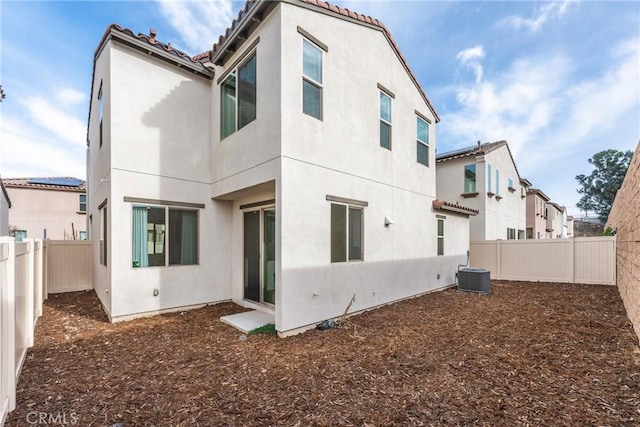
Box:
[263,209,276,304]
[243,208,276,305]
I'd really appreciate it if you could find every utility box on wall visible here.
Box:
[458,268,491,294]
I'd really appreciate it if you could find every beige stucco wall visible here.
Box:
[606,141,640,343]
[526,192,547,239]
[5,187,86,240]
[0,187,8,236]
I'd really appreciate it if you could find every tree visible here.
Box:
[576,149,633,223]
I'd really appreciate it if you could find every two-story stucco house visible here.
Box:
[0,178,10,236]
[526,188,550,239]
[435,141,530,241]
[2,177,87,240]
[546,202,565,239]
[86,0,476,335]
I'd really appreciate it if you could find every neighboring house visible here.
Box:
[86,0,477,334]
[566,215,574,238]
[3,178,87,240]
[526,188,550,239]
[545,202,564,239]
[436,141,530,241]
[0,177,11,236]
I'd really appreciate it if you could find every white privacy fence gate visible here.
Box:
[469,237,616,285]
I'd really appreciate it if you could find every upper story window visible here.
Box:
[495,169,500,196]
[220,53,257,139]
[416,116,429,166]
[98,82,103,148]
[464,164,476,192]
[379,91,392,150]
[487,164,492,193]
[79,194,87,212]
[302,39,323,119]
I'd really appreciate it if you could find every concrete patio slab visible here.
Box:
[220,310,275,334]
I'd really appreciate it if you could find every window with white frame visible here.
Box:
[220,53,257,139]
[507,228,516,240]
[416,115,429,166]
[496,169,500,196]
[330,202,363,262]
[464,164,476,193]
[302,38,323,119]
[79,194,87,212]
[132,205,198,268]
[379,91,392,150]
[437,217,444,256]
[487,164,492,193]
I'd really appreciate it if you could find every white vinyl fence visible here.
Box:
[1,238,92,424]
[470,237,616,285]
[1,238,44,425]
[44,240,93,294]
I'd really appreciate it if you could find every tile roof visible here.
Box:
[3,177,86,192]
[432,199,479,216]
[436,140,508,162]
[0,178,11,208]
[97,24,212,70]
[436,140,527,184]
[195,0,440,122]
[527,188,550,202]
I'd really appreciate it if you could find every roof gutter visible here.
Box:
[210,1,264,65]
[107,29,214,79]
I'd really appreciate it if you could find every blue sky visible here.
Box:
[1,0,638,217]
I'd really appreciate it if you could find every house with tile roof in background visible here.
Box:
[525,188,550,239]
[436,141,530,241]
[0,177,11,236]
[2,178,87,240]
[86,0,477,334]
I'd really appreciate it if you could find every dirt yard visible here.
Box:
[6,282,640,426]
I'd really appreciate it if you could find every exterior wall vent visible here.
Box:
[457,268,491,294]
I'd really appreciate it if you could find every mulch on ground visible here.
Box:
[6,281,640,426]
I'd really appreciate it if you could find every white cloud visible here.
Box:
[456,45,485,83]
[20,96,86,147]
[502,0,576,33]
[440,37,639,214]
[154,0,234,53]
[57,88,86,107]
[0,116,86,179]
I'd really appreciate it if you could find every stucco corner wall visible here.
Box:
[606,141,640,343]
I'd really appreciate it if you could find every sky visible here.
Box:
[0,0,638,217]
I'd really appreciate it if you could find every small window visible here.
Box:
[416,116,429,166]
[464,164,476,193]
[98,82,103,148]
[379,92,392,150]
[78,231,88,240]
[437,218,444,256]
[507,228,516,240]
[302,39,322,119]
[12,230,27,242]
[487,164,492,193]
[517,229,525,240]
[100,205,107,266]
[331,203,363,262]
[221,53,257,139]
[79,194,87,212]
[508,178,515,192]
[132,205,198,268]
